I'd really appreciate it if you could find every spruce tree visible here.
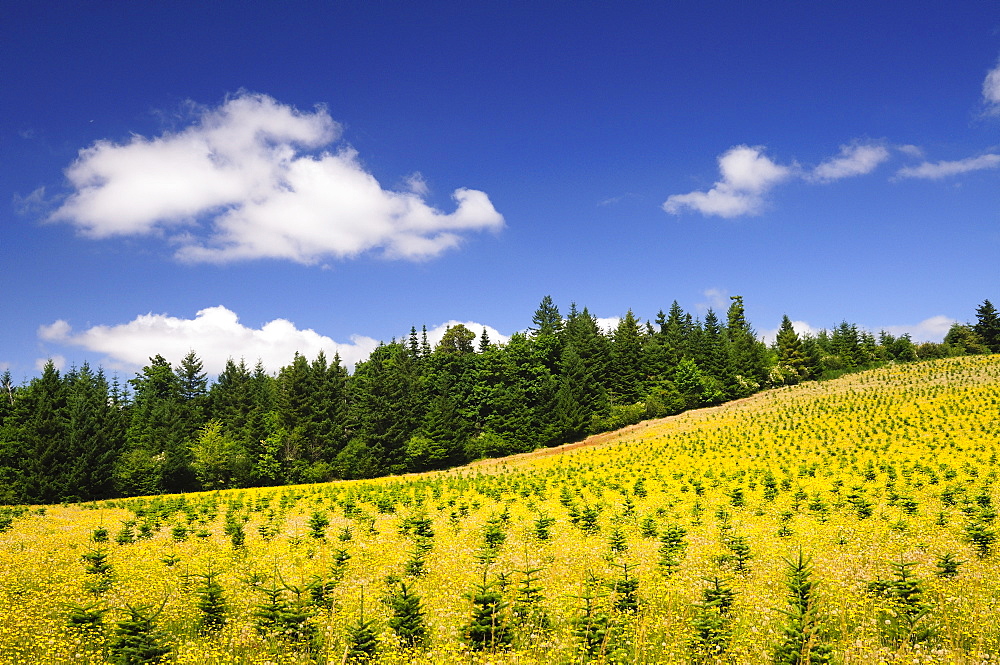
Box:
[463,573,511,651]
[773,551,832,665]
[108,601,170,665]
[387,580,427,649]
[974,299,1000,352]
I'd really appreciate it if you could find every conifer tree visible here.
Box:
[775,315,811,384]
[773,551,832,665]
[974,299,1000,352]
[609,310,644,404]
[108,601,170,665]
[387,580,427,649]
[463,572,511,651]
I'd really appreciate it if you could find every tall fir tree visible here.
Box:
[974,299,1000,352]
[775,315,811,383]
[725,296,767,397]
[609,310,644,404]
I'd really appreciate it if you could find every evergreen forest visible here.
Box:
[2,296,998,505]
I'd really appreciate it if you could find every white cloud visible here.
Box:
[49,92,504,264]
[983,60,1000,113]
[421,321,509,349]
[38,306,380,374]
[809,142,889,182]
[895,154,1000,179]
[36,355,66,372]
[760,320,821,346]
[595,316,620,333]
[37,307,512,375]
[878,315,956,343]
[663,145,793,218]
[696,288,730,313]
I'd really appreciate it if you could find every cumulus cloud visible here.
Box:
[895,154,1000,179]
[37,307,512,375]
[38,306,381,374]
[49,93,504,263]
[760,320,821,346]
[878,315,956,343]
[421,321,510,348]
[663,145,793,218]
[809,142,889,182]
[595,316,621,333]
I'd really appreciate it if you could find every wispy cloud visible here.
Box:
[696,287,730,313]
[983,60,1000,115]
[49,92,504,264]
[895,154,1000,179]
[809,142,890,183]
[663,145,793,218]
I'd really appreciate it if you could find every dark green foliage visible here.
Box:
[194,570,227,633]
[254,580,316,646]
[773,551,833,665]
[3,294,986,503]
[571,577,612,660]
[307,510,329,540]
[108,602,170,665]
[607,525,628,554]
[81,547,113,595]
[387,580,427,649]
[534,513,556,541]
[934,552,964,579]
[964,519,997,557]
[66,601,106,632]
[610,561,639,614]
[974,299,1000,352]
[346,592,379,663]
[511,566,549,632]
[463,574,511,652]
[701,576,736,614]
[866,559,935,645]
[659,523,687,575]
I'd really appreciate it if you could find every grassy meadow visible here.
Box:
[2,354,1000,664]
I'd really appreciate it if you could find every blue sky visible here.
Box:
[3,2,999,379]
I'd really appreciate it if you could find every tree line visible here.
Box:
[1,296,998,505]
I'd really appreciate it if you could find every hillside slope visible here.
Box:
[2,355,999,664]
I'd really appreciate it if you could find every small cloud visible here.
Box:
[403,172,429,196]
[696,288,730,313]
[49,92,504,264]
[13,187,48,216]
[809,142,889,183]
[895,154,1000,179]
[663,145,793,218]
[597,193,637,207]
[983,60,1000,114]
[897,144,924,159]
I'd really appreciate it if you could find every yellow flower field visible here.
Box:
[2,355,1000,664]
